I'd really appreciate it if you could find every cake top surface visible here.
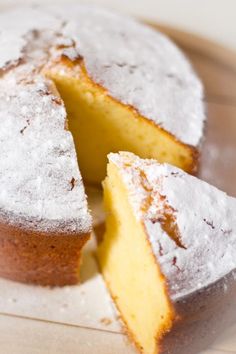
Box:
[109,152,236,299]
[0,73,91,234]
[0,4,205,146]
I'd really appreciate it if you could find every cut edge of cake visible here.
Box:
[97,152,176,354]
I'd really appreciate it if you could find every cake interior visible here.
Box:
[44,59,195,184]
[97,160,174,354]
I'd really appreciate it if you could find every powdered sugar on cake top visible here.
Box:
[0,75,91,233]
[0,7,61,70]
[0,8,92,233]
[0,5,205,146]
[109,152,236,299]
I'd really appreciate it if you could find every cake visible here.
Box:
[0,5,204,285]
[98,152,236,354]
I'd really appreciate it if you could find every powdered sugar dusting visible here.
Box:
[0,7,92,233]
[0,7,61,70]
[109,152,236,299]
[0,75,91,233]
[1,5,204,146]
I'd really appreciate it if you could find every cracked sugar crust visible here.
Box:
[0,5,205,146]
[109,152,236,299]
[0,76,91,234]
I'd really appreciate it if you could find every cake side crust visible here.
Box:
[0,221,90,286]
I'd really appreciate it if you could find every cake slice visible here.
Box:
[0,74,92,286]
[98,152,236,354]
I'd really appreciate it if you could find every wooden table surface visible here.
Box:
[0,21,236,354]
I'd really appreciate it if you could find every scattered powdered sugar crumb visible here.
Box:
[109,152,236,299]
[0,5,204,147]
[100,317,112,326]
[200,141,236,195]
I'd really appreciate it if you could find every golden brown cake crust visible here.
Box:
[0,221,90,286]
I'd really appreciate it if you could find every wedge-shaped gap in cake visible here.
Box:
[43,55,198,185]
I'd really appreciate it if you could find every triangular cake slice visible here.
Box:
[0,73,92,286]
[98,152,236,354]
